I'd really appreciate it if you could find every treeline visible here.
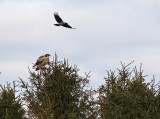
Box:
[0,54,160,119]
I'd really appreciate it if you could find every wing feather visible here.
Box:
[63,23,75,29]
[36,56,45,65]
[54,12,63,23]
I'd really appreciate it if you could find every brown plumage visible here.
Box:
[33,54,51,71]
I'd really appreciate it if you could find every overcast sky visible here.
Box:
[0,0,160,88]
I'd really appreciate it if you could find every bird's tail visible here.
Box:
[33,64,36,68]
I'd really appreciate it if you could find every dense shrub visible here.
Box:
[98,62,160,119]
[19,54,95,119]
[0,82,26,119]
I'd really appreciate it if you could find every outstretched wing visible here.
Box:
[54,12,63,23]
[63,23,76,29]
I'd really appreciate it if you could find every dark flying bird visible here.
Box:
[54,12,75,29]
[33,54,51,71]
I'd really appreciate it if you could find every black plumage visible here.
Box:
[54,12,75,29]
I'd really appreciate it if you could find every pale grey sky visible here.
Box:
[1,0,160,88]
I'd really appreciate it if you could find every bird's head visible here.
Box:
[45,54,51,57]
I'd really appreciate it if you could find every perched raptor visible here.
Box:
[54,12,75,29]
[33,54,50,71]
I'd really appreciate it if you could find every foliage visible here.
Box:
[19,54,95,119]
[0,82,27,119]
[98,62,160,119]
[2,54,160,119]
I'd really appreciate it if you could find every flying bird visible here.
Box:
[33,54,51,71]
[54,12,75,29]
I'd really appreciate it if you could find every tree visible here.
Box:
[19,54,95,119]
[0,82,27,119]
[98,62,160,119]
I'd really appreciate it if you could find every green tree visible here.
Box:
[19,54,95,119]
[98,62,160,119]
[0,82,27,119]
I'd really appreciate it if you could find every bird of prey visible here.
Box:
[54,12,75,29]
[33,54,51,71]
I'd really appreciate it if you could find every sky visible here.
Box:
[0,0,160,88]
